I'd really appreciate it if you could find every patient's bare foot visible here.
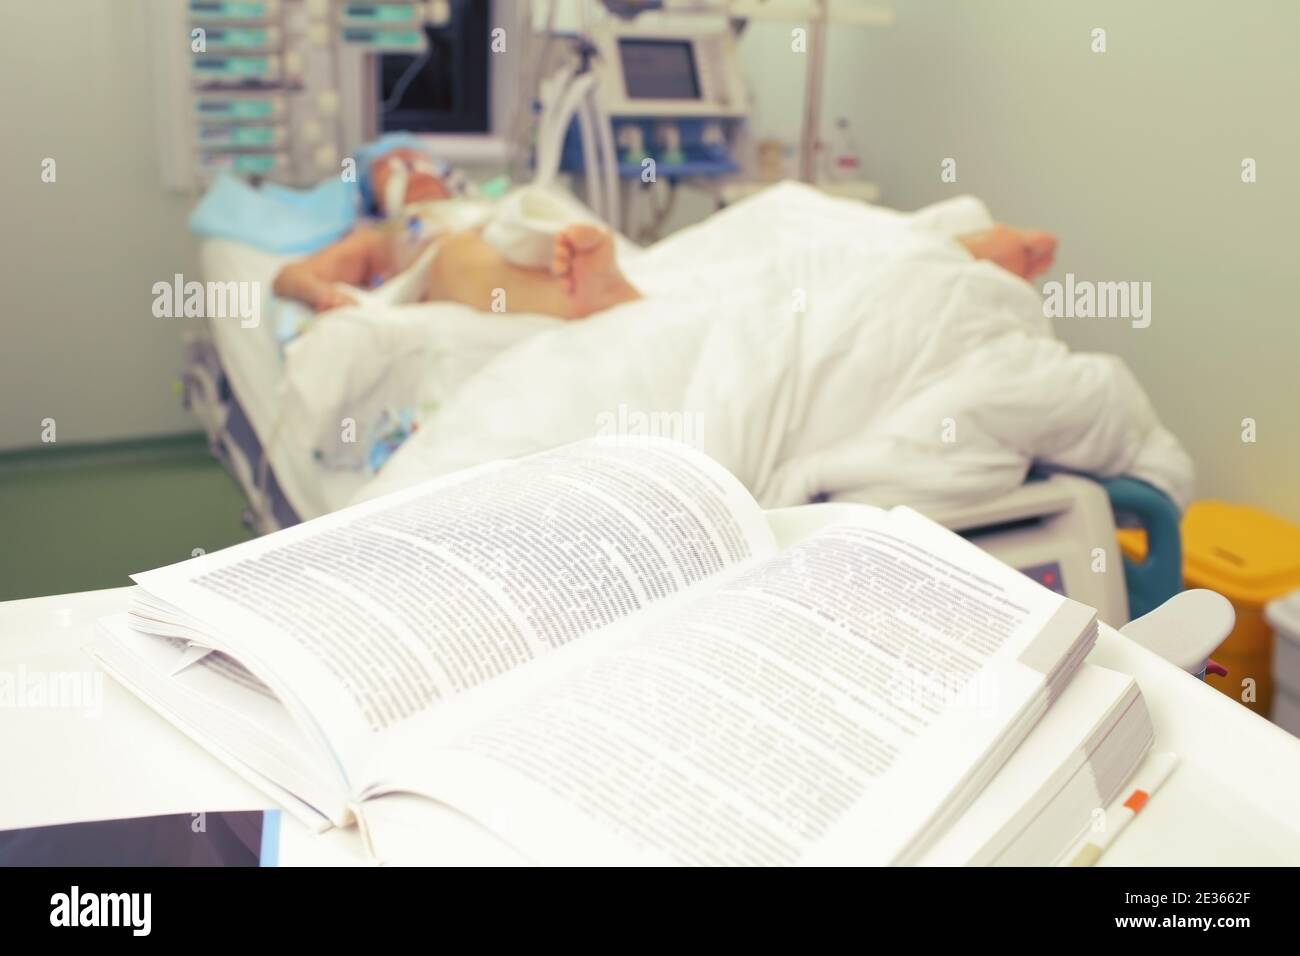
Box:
[550,223,642,318]
[959,224,1058,280]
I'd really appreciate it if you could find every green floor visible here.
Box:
[0,435,254,602]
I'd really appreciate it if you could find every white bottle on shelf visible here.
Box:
[826,117,863,183]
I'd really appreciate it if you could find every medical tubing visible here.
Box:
[574,82,604,221]
[555,73,598,186]
[379,47,432,115]
[532,62,578,186]
[506,0,560,181]
[536,69,597,189]
[591,89,620,232]
[531,88,559,184]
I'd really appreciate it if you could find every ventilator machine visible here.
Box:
[152,0,519,190]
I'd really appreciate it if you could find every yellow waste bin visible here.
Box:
[1118,501,1300,718]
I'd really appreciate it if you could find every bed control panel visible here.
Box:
[1017,561,1067,596]
[938,474,1130,626]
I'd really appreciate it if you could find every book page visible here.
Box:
[89,615,342,829]
[378,507,1086,865]
[130,439,775,792]
[917,664,1139,866]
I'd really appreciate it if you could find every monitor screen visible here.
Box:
[377,3,490,134]
[618,38,701,100]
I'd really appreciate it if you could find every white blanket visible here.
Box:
[339,182,1191,511]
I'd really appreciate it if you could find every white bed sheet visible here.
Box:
[199,185,1190,526]
[198,238,370,520]
[363,184,1192,512]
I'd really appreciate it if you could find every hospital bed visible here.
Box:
[183,238,370,535]
[182,229,1184,628]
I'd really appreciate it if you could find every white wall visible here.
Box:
[0,1,199,451]
[729,0,1299,521]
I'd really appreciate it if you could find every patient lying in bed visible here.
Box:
[272,147,1059,321]
[273,213,643,319]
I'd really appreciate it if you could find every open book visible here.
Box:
[292,659,1153,867]
[91,438,1099,865]
[920,663,1152,866]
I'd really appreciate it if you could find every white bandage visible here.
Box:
[382,157,409,219]
[480,186,591,269]
[380,155,447,217]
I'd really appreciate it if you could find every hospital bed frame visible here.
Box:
[182,331,298,536]
[181,328,1184,625]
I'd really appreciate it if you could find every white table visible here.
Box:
[2,587,1299,865]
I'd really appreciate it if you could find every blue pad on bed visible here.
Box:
[188,173,360,254]
[273,298,317,350]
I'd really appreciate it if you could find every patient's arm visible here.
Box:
[273,226,398,311]
[276,214,641,319]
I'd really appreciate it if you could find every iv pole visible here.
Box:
[797,0,828,182]
[725,0,894,184]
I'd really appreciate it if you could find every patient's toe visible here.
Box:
[551,238,575,278]
[1023,231,1058,277]
[560,223,608,254]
